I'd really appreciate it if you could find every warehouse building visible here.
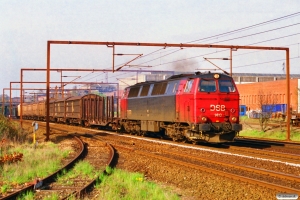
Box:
[233,73,300,114]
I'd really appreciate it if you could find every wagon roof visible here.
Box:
[81,94,103,98]
[49,94,105,102]
[64,96,82,101]
[50,96,73,102]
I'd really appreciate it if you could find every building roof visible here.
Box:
[232,73,300,78]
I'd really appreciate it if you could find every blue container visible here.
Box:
[239,105,247,116]
[262,104,287,113]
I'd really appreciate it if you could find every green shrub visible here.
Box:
[0,114,29,143]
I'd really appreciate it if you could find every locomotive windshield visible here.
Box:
[219,80,236,93]
[199,79,216,92]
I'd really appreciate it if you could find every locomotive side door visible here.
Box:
[179,79,196,123]
[183,79,196,123]
[176,80,186,122]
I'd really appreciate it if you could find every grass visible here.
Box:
[56,160,98,185]
[0,142,73,191]
[239,116,300,141]
[17,191,35,200]
[17,157,180,200]
[55,163,180,200]
[95,167,180,200]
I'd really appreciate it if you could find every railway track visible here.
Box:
[234,137,300,148]
[101,134,300,194]
[1,136,84,200]
[34,134,115,200]
[0,123,115,200]
[226,145,300,161]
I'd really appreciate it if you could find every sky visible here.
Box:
[1,0,300,97]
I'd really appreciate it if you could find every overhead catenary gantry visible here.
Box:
[18,68,174,129]
[45,41,290,141]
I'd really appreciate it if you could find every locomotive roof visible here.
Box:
[127,72,231,88]
[167,72,231,80]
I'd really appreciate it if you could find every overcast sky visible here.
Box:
[1,0,300,96]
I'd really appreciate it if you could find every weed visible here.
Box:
[17,190,34,200]
[0,184,9,193]
[95,168,179,200]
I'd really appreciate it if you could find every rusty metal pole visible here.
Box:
[60,71,62,98]
[117,83,119,118]
[2,89,4,115]
[10,82,12,117]
[230,49,233,77]
[286,49,291,141]
[20,69,23,127]
[112,45,115,72]
[61,71,64,98]
[46,41,51,141]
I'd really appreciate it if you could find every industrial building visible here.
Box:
[234,73,300,114]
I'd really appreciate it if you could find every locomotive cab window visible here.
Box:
[199,79,216,92]
[219,80,236,93]
[140,85,150,96]
[184,79,194,93]
[151,82,168,95]
[128,87,140,98]
[165,81,179,94]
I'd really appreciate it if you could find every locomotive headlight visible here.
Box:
[200,108,206,113]
[201,116,207,122]
[231,117,237,122]
[214,74,220,79]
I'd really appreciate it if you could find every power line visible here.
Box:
[226,56,300,70]
[211,23,300,44]
[248,33,300,46]
[89,12,300,82]
[187,12,300,44]
[131,13,300,70]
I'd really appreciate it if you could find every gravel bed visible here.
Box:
[114,135,300,176]
[115,147,278,200]
[27,123,295,199]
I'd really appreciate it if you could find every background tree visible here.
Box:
[257,90,278,132]
[0,94,10,103]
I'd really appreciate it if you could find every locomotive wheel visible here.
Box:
[140,131,146,137]
[136,130,145,136]
[192,140,198,145]
[182,139,188,143]
[222,122,232,132]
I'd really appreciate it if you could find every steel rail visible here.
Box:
[133,147,300,193]
[61,135,115,199]
[0,136,85,200]
[162,148,300,183]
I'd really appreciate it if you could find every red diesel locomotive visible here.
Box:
[119,72,242,143]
